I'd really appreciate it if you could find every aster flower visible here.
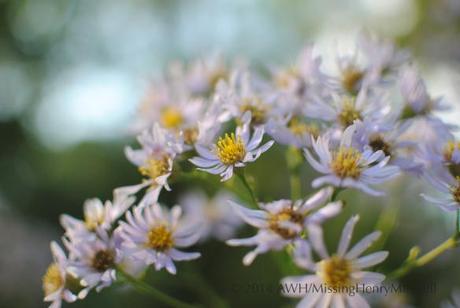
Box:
[281,215,388,308]
[226,187,342,265]
[399,65,449,119]
[60,196,135,241]
[118,203,201,274]
[307,87,390,129]
[64,230,121,299]
[180,190,243,241]
[267,114,321,148]
[217,71,275,127]
[272,46,331,97]
[421,170,460,211]
[182,53,228,96]
[42,242,79,308]
[351,120,424,175]
[189,112,274,181]
[423,137,460,177]
[304,123,401,196]
[115,124,183,204]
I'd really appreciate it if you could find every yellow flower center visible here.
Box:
[341,67,364,94]
[92,249,115,272]
[331,147,362,179]
[240,98,267,125]
[139,156,170,180]
[369,134,392,157]
[452,178,460,204]
[337,98,362,127]
[42,263,63,296]
[288,118,320,137]
[216,133,246,165]
[268,207,305,239]
[318,255,352,289]
[147,225,174,251]
[161,107,183,129]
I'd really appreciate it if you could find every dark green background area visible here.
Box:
[0,0,459,307]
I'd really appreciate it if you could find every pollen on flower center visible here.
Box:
[337,98,362,127]
[139,156,170,180]
[147,225,174,251]
[216,133,246,165]
[288,118,319,137]
[318,255,352,288]
[342,67,364,94]
[161,107,184,129]
[92,249,115,272]
[452,179,460,204]
[331,147,362,179]
[42,263,63,296]
[268,207,304,239]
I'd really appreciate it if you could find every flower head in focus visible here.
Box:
[42,242,79,308]
[118,203,201,274]
[304,123,400,196]
[189,112,274,181]
[227,187,342,265]
[281,215,388,308]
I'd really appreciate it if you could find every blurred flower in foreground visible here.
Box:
[304,122,400,196]
[60,196,134,241]
[281,215,388,308]
[190,112,274,181]
[180,190,243,241]
[441,289,460,308]
[227,187,342,265]
[42,242,78,308]
[118,203,201,274]
[421,170,460,211]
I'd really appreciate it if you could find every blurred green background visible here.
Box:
[1,0,460,307]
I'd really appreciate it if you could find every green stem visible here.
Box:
[330,188,344,202]
[236,169,258,208]
[286,146,303,200]
[117,269,199,308]
[372,203,400,252]
[457,209,460,234]
[387,236,459,280]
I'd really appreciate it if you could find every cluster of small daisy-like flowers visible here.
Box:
[44,34,460,308]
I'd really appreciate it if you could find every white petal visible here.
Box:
[353,251,389,269]
[337,215,360,257]
[345,231,381,259]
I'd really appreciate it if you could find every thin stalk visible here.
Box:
[387,236,458,280]
[236,169,258,208]
[117,268,199,308]
[286,146,303,200]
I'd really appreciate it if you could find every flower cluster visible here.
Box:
[43,33,459,308]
